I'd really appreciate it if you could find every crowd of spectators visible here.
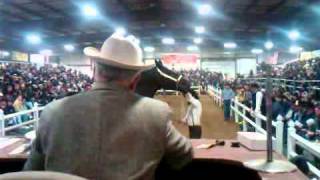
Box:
[178,69,223,90]
[0,63,92,125]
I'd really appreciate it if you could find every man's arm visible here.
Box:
[164,120,193,169]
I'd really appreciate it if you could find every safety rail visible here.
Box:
[240,78,320,91]
[208,86,320,178]
[0,103,45,136]
[287,123,320,178]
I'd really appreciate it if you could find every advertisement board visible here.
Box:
[11,51,28,62]
[161,53,200,70]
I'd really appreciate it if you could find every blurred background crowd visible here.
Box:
[0,63,92,125]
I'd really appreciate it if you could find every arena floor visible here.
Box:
[156,95,239,139]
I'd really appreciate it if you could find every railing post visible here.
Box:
[275,119,284,154]
[0,110,5,136]
[34,102,39,131]
[287,121,296,159]
[234,98,239,123]
[242,106,248,132]
[255,115,261,132]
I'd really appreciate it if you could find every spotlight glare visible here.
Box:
[198,4,212,15]
[40,49,53,56]
[193,37,203,44]
[187,45,199,51]
[26,34,41,44]
[289,45,303,53]
[64,44,75,52]
[264,41,274,50]
[127,35,140,44]
[144,46,155,52]
[82,4,98,17]
[251,48,263,54]
[162,37,175,45]
[288,30,300,41]
[195,26,205,34]
[224,42,237,49]
[115,27,126,36]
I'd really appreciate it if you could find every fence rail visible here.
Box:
[0,103,44,136]
[208,86,320,178]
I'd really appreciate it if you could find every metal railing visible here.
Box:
[240,78,320,91]
[0,103,45,136]
[208,86,320,178]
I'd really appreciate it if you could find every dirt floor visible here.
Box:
[155,94,238,139]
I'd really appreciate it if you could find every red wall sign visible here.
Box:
[161,53,199,65]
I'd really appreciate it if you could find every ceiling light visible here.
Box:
[162,37,175,45]
[195,26,205,34]
[187,45,199,51]
[224,42,237,49]
[115,27,126,36]
[82,4,98,17]
[144,46,155,52]
[251,48,263,54]
[198,4,212,15]
[40,49,53,56]
[289,45,303,53]
[64,44,75,52]
[26,34,41,44]
[2,51,10,56]
[288,30,300,41]
[193,37,203,44]
[264,41,274,50]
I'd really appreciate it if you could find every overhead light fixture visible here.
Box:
[40,49,53,56]
[127,35,140,44]
[162,37,175,45]
[144,46,155,52]
[187,45,199,51]
[195,26,205,34]
[288,30,300,41]
[264,41,274,50]
[82,4,98,17]
[193,37,203,44]
[251,48,263,54]
[26,34,41,44]
[223,52,232,55]
[198,4,212,15]
[224,42,237,49]
[64,44,75,52]
[289,45,303,53]
[2,51,10,56]
[115,27,126,36]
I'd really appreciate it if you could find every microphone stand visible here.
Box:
[244,69,297,173]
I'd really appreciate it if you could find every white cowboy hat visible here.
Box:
[84,33,154,70]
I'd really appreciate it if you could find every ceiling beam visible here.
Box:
[33,0,68,16]
[6,1,45,18]
[265,0,287,14]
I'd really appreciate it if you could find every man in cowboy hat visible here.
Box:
[24,33,193,179]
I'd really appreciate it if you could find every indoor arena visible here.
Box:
[0,1,319,180]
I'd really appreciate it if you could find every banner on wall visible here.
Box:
[11,51,28,62]
[265,52,278,65]
[161,53,200,70]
